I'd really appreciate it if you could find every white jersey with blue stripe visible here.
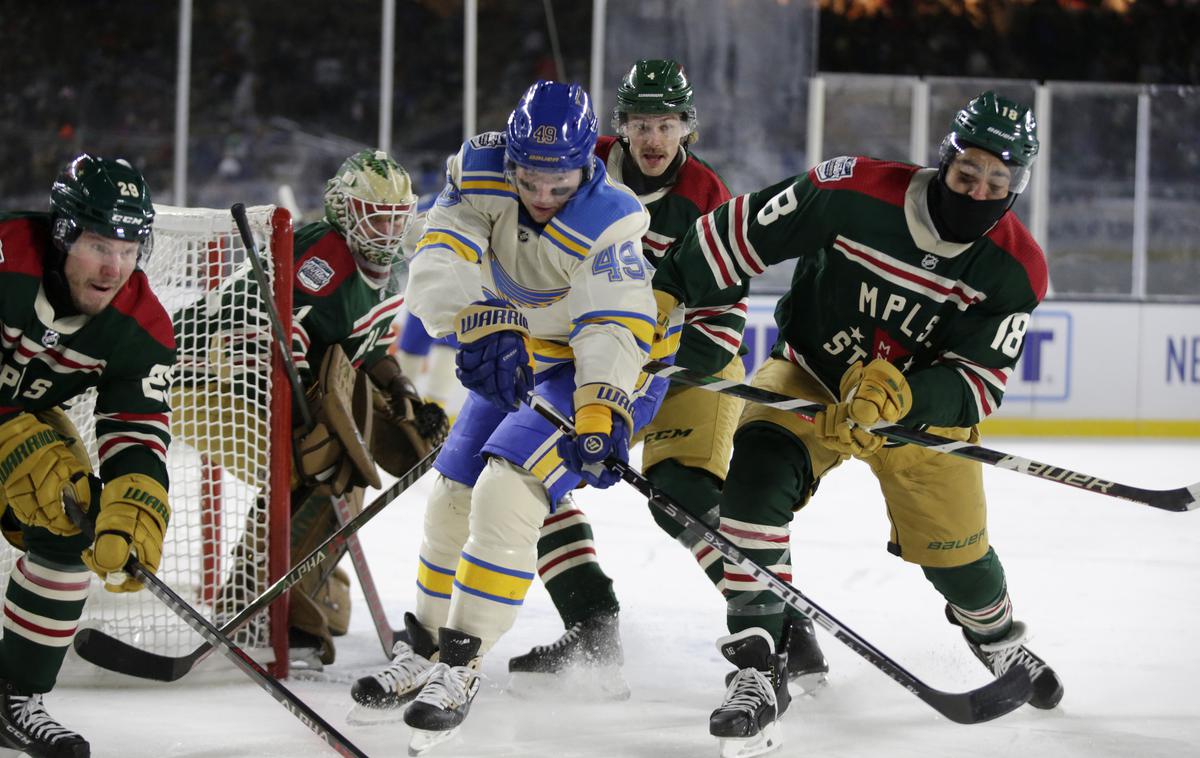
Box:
[406,131,654,395]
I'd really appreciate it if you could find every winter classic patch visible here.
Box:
[814,156,857,183]
[297,256,335,291]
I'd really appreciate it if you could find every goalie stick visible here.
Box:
[233,202,407,657]
[644,360,1200,513]
[64,489,368,758]
[528,395,1032,724]
[72,443,440,682]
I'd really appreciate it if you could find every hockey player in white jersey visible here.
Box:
[348,81,672,754]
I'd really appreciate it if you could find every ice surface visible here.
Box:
[37,439,1200,758]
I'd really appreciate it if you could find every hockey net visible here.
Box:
[0,204,294,679]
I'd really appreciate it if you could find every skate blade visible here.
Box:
[408,725,461,756]
[504,666,631,702]
[791,670,828,696]
[717,721,782,758]
[346,702,406,726]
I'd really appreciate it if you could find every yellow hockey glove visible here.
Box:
[0,413,90,536]
[82,474,169,593]
[813,359,912,458]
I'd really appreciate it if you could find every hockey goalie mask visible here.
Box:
[324,149,418,268]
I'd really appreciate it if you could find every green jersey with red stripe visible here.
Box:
[652,156,1048,428]
[596,136,747,376]
[0,213,175,488]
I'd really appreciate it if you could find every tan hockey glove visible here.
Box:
[81,474,169,592]
[813,359,912,458]
[0,413,91,536]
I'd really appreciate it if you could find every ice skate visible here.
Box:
[783,616,829,694]
[403,628,482,756]
[710,628,790,758]
[506,610,630,701]
[963,620,1063,709]
[347,612,438,725]
[0,679,89,758]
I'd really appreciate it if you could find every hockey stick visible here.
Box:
[233,202,407,653]
[529,396,1032,724]
[644,360,1200,513]
[72,443,440,682]
[64,489,368,758]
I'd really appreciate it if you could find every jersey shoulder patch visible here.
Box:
[461,133,509,174]
[808,156,915,208]
[293,225,355,295]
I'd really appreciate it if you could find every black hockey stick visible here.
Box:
[233,202,407,655]
[644,360,1200,513]
[72,443,439,682]
[64,490,368,758]
[529,396,1032,724]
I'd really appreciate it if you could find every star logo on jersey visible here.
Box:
[921,254,938,270]
[41,329,59,348]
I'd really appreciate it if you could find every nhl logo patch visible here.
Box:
[41,329,59,347]
[921,254,938,270]
[297,257,335,291]
[814,156,857,183]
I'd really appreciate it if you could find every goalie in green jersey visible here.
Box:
[173,150,448,668]
[654,91,1062,758]
[0,154,173,757]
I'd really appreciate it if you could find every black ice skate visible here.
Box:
[0,679,89,758]
[710,628,791,758]
[506,610,629,700]
[783,616,829,694]
[403,628,482,756]
[963,620,1064,710]
[347,612,439,725]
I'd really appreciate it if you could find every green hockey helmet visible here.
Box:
[612,58,697,143]
[939,91,1039,194]
[324,149,418,267]
[49,154,155,260]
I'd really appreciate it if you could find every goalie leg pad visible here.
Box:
[446,457,548,654]
[415,475,474,636]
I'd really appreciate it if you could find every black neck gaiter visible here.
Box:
[926,173,1012,243]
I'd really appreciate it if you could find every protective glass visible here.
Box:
[940,134,1032,195]
[615,113,693,142]
[506,165,583,199]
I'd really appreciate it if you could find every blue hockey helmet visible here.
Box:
[505,81,598,179]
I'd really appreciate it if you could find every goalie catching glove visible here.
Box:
[0,413,91,536]
[814,358,912,457]
[364,354,449,477]
[556,384,634,489]
[454,299,534,412]
[81,473,169,592]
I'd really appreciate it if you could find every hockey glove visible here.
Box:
[82,473,169,593]
[814,359,911,457]
[652,289,681,352]
[556,384,634,489]
[454,299,534,412]
[366,354,449,443]
[0,413,91,536]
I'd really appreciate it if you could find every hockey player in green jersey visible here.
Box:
[0,154,174,757]
[654,91,1064,758]
[509,59,828,696]
[174,149,447,667]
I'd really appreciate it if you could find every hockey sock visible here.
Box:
[536,497,619,625]
[0,548,91,693]
[645,459,724,588]
[720,423,814,646]
[923,547,1013,642]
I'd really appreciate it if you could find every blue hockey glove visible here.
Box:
[454,299,534,412]
[556,384,634,489]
